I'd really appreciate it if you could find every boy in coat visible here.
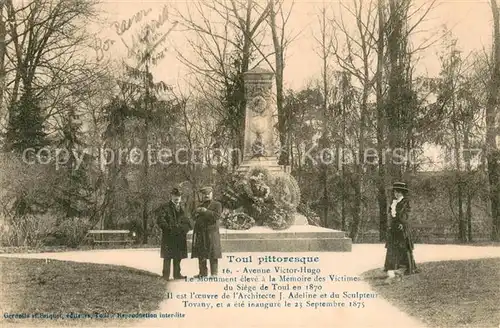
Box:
[155,187,193,280]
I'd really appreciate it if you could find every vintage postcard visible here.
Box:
[1,0,499,327]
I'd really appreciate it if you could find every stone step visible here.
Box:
[238,161,282,166]
[237,166,283,173]
[186,226,352,252]
[237,166,283,171]
[241,157,279,164]
[188,230,346,240]
[187,238,351,252]
[239,163,281,167]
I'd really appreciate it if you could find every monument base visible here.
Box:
[187,225,352,252]
[237,156,283,174]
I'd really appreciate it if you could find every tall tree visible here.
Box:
[176,0,271,168]
[4,92,47,153]
[312,4,334,227]
[129,24,171,244]
[4,0,98,105]
[435,36,481,242]
[487,0,500,241]
[384,0,437,180]
[330,0,377,241]
[385,0,411,180]
[0,0,6,125]
[53,104,93,221]
[268,0,294,166]
[2,0,103,150]
[376,0,388,241]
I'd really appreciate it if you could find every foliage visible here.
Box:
[264,201,295,230]
[297,202,321,226]
[45,217,92,248]
[1,213,55,248]
[219,167,297,230]
[222,210,255,230]
[4,93,48,153]
[269,171,301,210]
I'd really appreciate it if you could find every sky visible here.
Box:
[88,0,495,170]
[90,0,495,91]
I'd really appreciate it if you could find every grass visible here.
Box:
[362,258,500,328]
[0,257,168,327]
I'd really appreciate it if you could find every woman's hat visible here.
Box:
[170,187,181,196]
[392,182,409,192]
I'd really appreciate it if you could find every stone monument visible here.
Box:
[237,67,282,174]
[189,67,352,252]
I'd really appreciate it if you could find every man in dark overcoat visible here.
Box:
[191,186,222,277]
[155,187,193,280]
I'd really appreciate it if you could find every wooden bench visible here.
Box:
[85,230,134,247]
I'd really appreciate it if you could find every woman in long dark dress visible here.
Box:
[384,182,419,276]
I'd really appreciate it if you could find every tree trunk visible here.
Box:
[488,0,500,241]
[269,0,288,166]
[350,24,370,241]
[0,0,6,121]
[322,163,329,227]
[453,119,466,242]
[376,0,388,241]
[350,79,368,242]
[386,0,408,181]
[464,124,473,242]
[142,65,151,245]
[340,145,346,231]
[466,192,473,242]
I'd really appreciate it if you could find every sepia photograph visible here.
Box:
[0,0,499,327]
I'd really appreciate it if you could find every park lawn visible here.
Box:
[0,257,167,327]
[362,258,500,328]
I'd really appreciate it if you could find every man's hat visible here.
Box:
[170,187,181,196]
[392,182,409,192]
[199,186,213,194]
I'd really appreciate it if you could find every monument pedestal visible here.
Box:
[187,225,352,252]
[210,67,352,253]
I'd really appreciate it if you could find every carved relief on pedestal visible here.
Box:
[249,95,267,116]
[246,82,271,98]
[243,69,275,160]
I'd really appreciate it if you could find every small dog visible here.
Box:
[383,267,406,285]
[394,268,406,280]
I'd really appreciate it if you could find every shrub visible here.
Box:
[46,217,92,248]
[2,213,56,247]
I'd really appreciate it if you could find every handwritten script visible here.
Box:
[111,8,153,36]
[93,38,116,62]
[95,5,175,63]
[149,5,170,33]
